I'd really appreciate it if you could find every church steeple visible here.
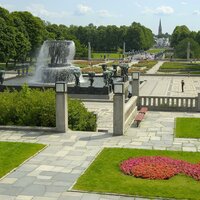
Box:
[158,19,162,37]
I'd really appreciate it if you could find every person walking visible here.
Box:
[181,80,185,92]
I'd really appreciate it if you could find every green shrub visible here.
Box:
[68,99,97,131]
[0,85,97,131]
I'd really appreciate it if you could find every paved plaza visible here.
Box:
[84,75,200,133]
[0,110,200,200]
[140,75,200,97]
[1,64,200,199]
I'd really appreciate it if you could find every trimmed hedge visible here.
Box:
[0,85,97,131]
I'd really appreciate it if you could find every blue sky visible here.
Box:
[0,0,200,34]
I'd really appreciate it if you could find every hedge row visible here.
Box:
[0,85,97,131]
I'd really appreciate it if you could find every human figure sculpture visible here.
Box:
[101,64,107,72]
[74,71,80,86]
[0,70,5,84]
[48,41,70,66]
[22,66,25,76]
[25,65,29,76]
[103,71,113,86]
[17,68,20,76]
[88,72,95,87]
[112,64,118,77]
[119,64,129,81]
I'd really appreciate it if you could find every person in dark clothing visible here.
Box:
[181,80,185,92]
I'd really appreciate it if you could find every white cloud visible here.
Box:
[193,10,200,15]
[143,6,174,15]
[75,4,93,16]
[26,4,68,18]
[97,9,113,17]
[181,1,188,5]
[135,2,142,8]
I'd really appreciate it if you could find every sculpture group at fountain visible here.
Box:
[34,39,129,91]
[48,41,70,68]
[99,63,129,88]
[34,40,82,84]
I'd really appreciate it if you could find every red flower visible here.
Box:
[120,156,200,181]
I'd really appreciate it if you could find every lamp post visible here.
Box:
[55,82,68,133]
[131,72,140,97]
[113,82,125,136]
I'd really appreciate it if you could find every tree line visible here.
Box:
[66,22,154,52]
[0,6,154,68]
[171,25,200,59]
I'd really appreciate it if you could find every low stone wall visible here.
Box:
[124,96,137,131]
[138,95,199,112]
[0,84,112,99]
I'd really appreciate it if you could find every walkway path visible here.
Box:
[146,61,164,74]
[140,75,200,97]
[83,101,113,133]
[83,75,200,133]
[0,111,200,200]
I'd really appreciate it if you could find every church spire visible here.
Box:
[158,19,162,36]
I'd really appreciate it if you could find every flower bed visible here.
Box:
[120,156,200,180]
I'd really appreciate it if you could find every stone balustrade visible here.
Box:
[138,95,199,112]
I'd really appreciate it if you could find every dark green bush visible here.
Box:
[68,99,97,131]
[0,85,97,131]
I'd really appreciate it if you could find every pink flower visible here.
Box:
[120,156,200,181]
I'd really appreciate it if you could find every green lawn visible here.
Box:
[147,48,165,54]
[0,141,45,178]
[159,62,200,72]
[130,60,157,73]
[131,60,157,69]
[175,117,200,138]
[73,148,200,200]
[92,53,123,59]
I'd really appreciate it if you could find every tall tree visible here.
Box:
[13,30,31,65]
[174,38,200,59]
[171,25,190,47]
[12,11,46,59]
[0,18,16,67]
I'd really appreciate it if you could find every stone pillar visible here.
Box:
[113,83,125,136]
[88,42,91,61]
[187,42,190,61]
[197,93,200,112]
[131,72,140,96]
[56,83,68,133]
[123,42,126,55]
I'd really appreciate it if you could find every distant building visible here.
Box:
[155,37,170,47]
[154,19,170,47]
[158,19,162,37]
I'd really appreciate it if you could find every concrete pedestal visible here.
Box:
[113,94,125,136]
[132,79,139,96]
[56,93,68,133]
[198,93,200,112]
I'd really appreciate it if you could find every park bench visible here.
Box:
[139,107,148,114]
[134,107,148,127]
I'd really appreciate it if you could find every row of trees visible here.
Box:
[0,7,45,67]
[171,25,200,58]
[0,6,87,66]
[66,22,154,52]
[0,6,154,67]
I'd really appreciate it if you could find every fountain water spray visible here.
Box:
[34,40,83,84]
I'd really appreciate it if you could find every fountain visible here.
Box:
[2,40,128,100]
[34,40,82,84]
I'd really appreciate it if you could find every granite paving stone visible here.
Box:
[20,184,46,196]
[0,110,200,200]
